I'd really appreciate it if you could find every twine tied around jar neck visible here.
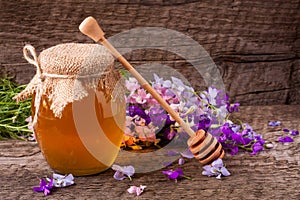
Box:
[23,45,43,80]
[23,45,43,129]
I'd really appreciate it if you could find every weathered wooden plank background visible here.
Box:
[0,105,299,199]
[0,0,299,105]
[1,2,299,199]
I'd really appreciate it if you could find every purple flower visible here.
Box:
[223,144,239,155]
[171,77,186,93]
[251,142,264,155]
[230,145,239,155]
[200,86,229,108]
[216,91,229,107]
[149,107,165,126]
[197,115,211,132]
[278,136,294,143]
[218,122,266,155]
[226,102,240,113]
[216,105,228,122]
[232,132,244,144]
[112,164,135,180]
[161,127,174,140]
[283,128,299,136]
[221,122,234,135]
[128,105,151,125]
[268,121,281,127]
[178,158,185,165]
[200,86,219,106]
[33,178,53,196]
[291,130,299,136]
[149,107,175,129]
[127,185,146,196]
[283,128,289,133]
[202,158,230,179]
[165,115,176,126]
[162,168,185,182]
[242,137,252,146]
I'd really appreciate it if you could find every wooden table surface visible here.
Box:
[0,105,299,200]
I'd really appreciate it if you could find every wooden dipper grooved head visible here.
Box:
[79,16,105,42]
[188,129,225,165]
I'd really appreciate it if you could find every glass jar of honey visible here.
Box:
[15,43,125,176]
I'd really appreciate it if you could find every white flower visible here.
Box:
[47,173,74,187]
[112,164,135,180]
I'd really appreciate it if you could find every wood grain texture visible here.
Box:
[0,0,299,104]
[0,105,300,199]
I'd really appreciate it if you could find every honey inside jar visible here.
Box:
[33,88,125,176]
[14,43,124,176]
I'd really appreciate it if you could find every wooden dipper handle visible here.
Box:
[79,17,225,164]
[79,16,196,137]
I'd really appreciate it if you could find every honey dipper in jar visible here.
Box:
[79,17,225,165]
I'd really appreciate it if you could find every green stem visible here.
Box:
[0,124,33,133]
[0,118,15,123]
[183,175,192,180]
[0,102,21,105]
[237,144,252,151]
[0,106,31,114]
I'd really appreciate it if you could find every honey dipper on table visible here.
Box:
[79,17,225,165]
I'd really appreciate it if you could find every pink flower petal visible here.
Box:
[127,185,146,196]
[127,186,137,194]
[25,116,32,122]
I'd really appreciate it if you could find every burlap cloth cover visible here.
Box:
[14,43,122,121]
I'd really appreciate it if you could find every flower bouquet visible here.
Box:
[122,72,266,156]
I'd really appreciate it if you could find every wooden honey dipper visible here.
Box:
[79,17,224,165]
